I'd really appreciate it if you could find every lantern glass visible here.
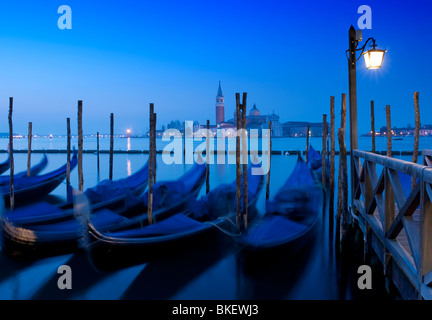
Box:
[363,49,385,69]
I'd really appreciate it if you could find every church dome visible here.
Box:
[249,103,261,116]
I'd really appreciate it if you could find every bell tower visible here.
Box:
[216,81,224,125]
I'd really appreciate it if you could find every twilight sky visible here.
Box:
[0,0,431,135]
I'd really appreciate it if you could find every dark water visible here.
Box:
[0,136,429,300]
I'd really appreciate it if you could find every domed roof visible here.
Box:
[249,103,260,116]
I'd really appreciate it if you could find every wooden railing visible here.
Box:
[424,150,432,167]
[352,149,432,299]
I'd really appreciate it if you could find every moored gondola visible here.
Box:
[0,161,205,259]
[87,163,264,270]
[307,145,329,183]
[235,155,324,258]
[0,151,77,206]
[0,155,11,175]
[0,153,48,186]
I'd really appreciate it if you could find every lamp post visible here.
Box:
[347,25,385,204]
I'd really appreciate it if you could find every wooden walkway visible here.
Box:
[352,149,432,299]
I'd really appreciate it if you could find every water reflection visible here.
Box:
[127,137,131,151]
[127,159,132,176]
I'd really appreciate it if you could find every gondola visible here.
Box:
[4,157,150,226]
[0,154,10,175]
[87,163,264,270]
[307,145,329,183]
[0,154,48,186]
[1,161,205,259]
[236,155,323,256]
[0,151,77,206]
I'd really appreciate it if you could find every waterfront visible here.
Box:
[0,136,430,299]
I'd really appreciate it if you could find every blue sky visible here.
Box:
[0,0,431,135]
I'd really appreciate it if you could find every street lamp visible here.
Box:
[347,25,386,203]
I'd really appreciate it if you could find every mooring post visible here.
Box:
[8,97,14,209]
[386,105,392,158]
[338,127,348,248]
[109,113,114,180]
[235,93,241,229]
[266,121,272,200]
[148,103,155,225]
[337,93,347,248]
[305,125,310,162]
[206,120,210,194]
[153,112,157,184]
[412,92,420,190]
[78,100,84,191]
[371,101,375,153]
[96,131,100,182]
[241,93,248,230]
[330,97,335,234]
[66,118,71,200]
[27,122,32,177]
[152,112,157,184]
[322,114,327,185]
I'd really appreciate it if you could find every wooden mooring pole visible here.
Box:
[337,93,347,247]
[371,101,375,153]
[109,113,114,180]
[266,121,272,199]
[66,118,71,200]
[27,122,32,177]
[236,93,241,228]
[412,92,420,190]
[78,100,84,192]
[8,97,14,209]
[241,93,248,230]
[206,120,210,194]
[329,97,335,233]
[322,114,327,185]
[305,125,310,162]
[96,131,100,182]
[148,103,155,225]
[152,113,157,184]
[386,105,392,157]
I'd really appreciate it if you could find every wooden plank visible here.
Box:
[354,150,427,179]
[387,168,407,210]
[388,183,421,238]
[385,168,396,233]
[422,186,432,276]
[364,162,374,211]
[425,156,432,168]
[402,216,420,269]
[426,183,432,203]
[386,238,419,291]
[385,250,421,300]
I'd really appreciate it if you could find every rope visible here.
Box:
[205,217,242,237]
